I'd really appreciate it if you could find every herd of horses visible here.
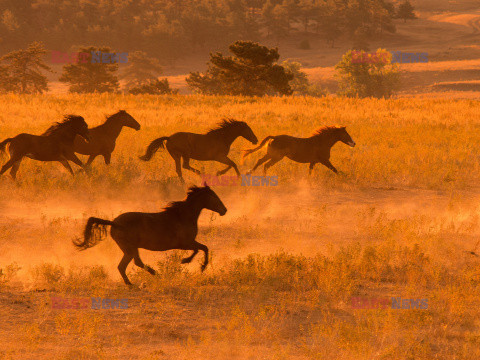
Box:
[0,110,356,285]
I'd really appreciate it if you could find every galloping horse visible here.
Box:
[74,110,140,167]
[74,184,227,286]
[0,115,89,179]
[243,126,356,175]
[139,118,258,182]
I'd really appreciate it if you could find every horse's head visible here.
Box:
[337,127,355,147]
[69,115,90,142]
[198,183,227,216]
[239,122,258,145]
[116,110,141,131]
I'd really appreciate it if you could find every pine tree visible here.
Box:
[262,1,290,40]
[0,42,52,93]
[397,0,417,23]
[317,0,344,48]
[186,41,293,96]
[59,46,119,93]
[122,51,163,90]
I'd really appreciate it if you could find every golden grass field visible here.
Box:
[1,94,480,359]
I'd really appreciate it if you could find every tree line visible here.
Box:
[0,40,404,98]
[0,0,417,63]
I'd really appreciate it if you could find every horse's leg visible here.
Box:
[182,157,201,175]
[9,160,22,180]
[85,155,98,167]
[0,156,21,176]
[215,156,240,177]
[172,153,184,183]
[103,153,111,165]
[192,241,209,271]
[181,249,199,264]
[132,248,156,276]
[263,157,283,175]
[118,253,134,285]
[59,160,75,176]
[65,153,85,169]
[309,162,317,175]
[320,159,338,174]
[247,154,271,175]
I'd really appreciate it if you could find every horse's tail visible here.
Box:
[0,138,13,154]
[242,136,275,161]
[139,137,169,161]
[73,217,115,251]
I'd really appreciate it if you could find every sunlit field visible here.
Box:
[1,94,480,359]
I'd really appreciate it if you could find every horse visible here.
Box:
[243,126,356,175]
[73,184,227,286]
[139,118,258,182]
[74,110,140,167]
[0,115,90,179]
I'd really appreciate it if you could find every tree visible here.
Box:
[316,0,344,48]
[186,41,293,96]
[396,0,417,23]
[298,0,317,32]
[227,0,261,40]
[128,79,178,95]
[335,49,400,98]
[0,42,52,93]
[344,0,396,48]
[59,46,119,93]
[122,51,163,90]
[262,1,290,40]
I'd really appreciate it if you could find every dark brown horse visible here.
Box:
[243,126,356,175]
[73,184,227,286]
[74,110,140,167]
[0,115,89,179]
[139,118,258,182]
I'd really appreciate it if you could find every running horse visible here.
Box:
[0,115,90,179]
[139,118,258,182]
[74,110,140,167]
[243,126,356,175]
[74,184,227,286]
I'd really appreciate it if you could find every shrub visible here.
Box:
[335,48,400,98]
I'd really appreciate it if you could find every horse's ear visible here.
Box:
[203,181,210,188]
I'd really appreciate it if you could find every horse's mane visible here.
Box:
[163,186,207,213]
[312,125,345,137]
[104,110,127,124]
[206,118,247,134]
[42,115,84,136]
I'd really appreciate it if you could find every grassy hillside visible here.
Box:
[1,94,480,193]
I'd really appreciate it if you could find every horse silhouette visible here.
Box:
[0,115,89,179]
[243,126,355,175]
[140,118,258,182]
[74,110,140,167]
[74,184,227,286]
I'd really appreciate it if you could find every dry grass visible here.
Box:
[1,94,480,359]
